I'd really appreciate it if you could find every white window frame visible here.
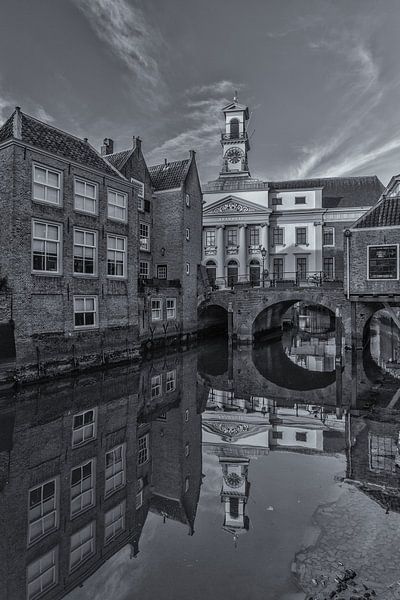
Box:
[32,220,62,275]
[27,547,58,600]
[28,478,59,546]
[33,163,62,207]
[72,408,97,447]
[185,442,190,457]
[295,226,308,246]
[140,222,150,251]
[104,500,126,544]
[157,265,167,279]
[166,298,176,320]
[73,228,97,277]
[139,261,150,279]
[272,227,284,246]
[74,177,98,215]
[151,374,162,398]
[73,295,98,330]
[367,244,399,281]
[322,227,335,247]
[107,234,127,279]
[69,522,95,572]
[185,409,189,422]
[166,370,176,392]
[151,298,162,321]
[136,478,144,509]
[186,262,190,275]
[185,227,190,241]
[131,177,145,211]
[205,229,216,247]
[70,459,95,518]
[137,434,149,466]
[105,444,126,498]
[107,188,128,222]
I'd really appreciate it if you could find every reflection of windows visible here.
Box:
[139,261,150,278]
[185,477,190,493]
[27,547,58,599]
[295,432,307,442]
[28,479,58,545]
[136,478,144,509]
[70,522,95,572]
[272,431,283,440]
[157,265,167,279]
[166,370,176,392]
[229,497,239,518]
[368,245,399,280]
[105,501,125,544]
[166,298,176,319]
[105,445,126,497]
[185,442,190,457]
[151,298,162,321]
[138,434,149,465]
[70,460,95,517]
[151,375,162,398]
[369,434,397,473]
[72,409,96,447]
[185,409,189,422]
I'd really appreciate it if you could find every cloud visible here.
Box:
[72,0,162,87]
[0,84,54,124]
[34,107,55,123]
[266,15,323,39]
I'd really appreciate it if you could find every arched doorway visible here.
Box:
[205,260,217,286]
[227,260,239,287]
[249,259,260,286]
[230,118,239,138]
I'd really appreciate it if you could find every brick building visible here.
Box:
[0,109,203,383]
[0,349,202,599]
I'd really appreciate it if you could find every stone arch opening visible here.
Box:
[198,303,228,339]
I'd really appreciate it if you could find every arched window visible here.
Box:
[227,260,239,287]
[230,118,239,138]
[249,259,260,286]
[205,260,217,286]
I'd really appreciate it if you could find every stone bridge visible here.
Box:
[198,284,352,344]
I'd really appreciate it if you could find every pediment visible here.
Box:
[204,195,270,216]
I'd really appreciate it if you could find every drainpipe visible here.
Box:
[344,229,352,300]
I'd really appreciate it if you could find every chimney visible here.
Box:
[101,138,114,156]
[164,158,168,166]
[13,106,22,140]
[133,136,142,152]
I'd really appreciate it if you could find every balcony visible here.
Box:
[221,132,248,141]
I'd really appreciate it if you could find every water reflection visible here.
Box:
[1,323,400,600]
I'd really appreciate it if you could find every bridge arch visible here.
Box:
[198,302,228,338]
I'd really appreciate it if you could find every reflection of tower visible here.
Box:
[220,457,250,537]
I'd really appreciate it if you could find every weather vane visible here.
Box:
[233,90,238,103]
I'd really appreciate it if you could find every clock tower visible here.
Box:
[220,93,250,178]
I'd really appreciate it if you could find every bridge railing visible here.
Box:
[208,271,344,291]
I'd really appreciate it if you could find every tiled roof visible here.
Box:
[353,195,400,228]
[269,176,384,208]
[148,159,190,191]
[203,176,268,193]
[104,148,133,171]
[0,109,122,178]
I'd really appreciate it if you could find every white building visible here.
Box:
[202,96,384,288]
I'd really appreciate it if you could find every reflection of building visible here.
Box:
[283,330,336,372]
[220,457,250,535]
[0,351,202,600]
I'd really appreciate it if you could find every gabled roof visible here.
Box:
[104,148,134,171]
[149,159,190,191]
[353,195,400,228]
[203,176,268,193]
[204,194,270,215]
[222,102,249,118]
[0,108,123,179]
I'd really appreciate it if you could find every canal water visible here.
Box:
[1,314,400,600]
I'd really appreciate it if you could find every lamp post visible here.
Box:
[261,247,267,288]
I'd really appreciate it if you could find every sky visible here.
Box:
[1,0,400,185]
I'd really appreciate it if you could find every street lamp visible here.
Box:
[261,246,267,288]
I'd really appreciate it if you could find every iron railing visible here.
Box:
[207,271,344,291]
[221,132,248,141]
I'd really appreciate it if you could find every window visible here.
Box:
[136,478,144,509]
[73,296,98,329]
[107,235,127,278]
[227,228,238,246]
[70,459,95,517]
[295,196,306,204]
[272,431,283,439]
[185,193,190,207]
[273,257,284,280]
[73,229,97,276]
[157,265,167,279]
[70,522,95,572]
[229,118,239,138]
[186,262,190,275]
[131,177,144,211]
[139,261,150,279]
[272,227,284,246]
[105,445,126,497]
[249,227,260,246]
[140,222,150,251]
[166,298,176,320]
[137,434,149,465]
[105,501,125,544]
[295,227,307,245]
[27,547,58,600]
[323,257,335,280]
[107,189,127,222]
[272,197,282,206]
[205,229,216,247]
[74,178,97,214]
[151,298,162,321]
[166,370,176,392]
[296,432,307,442]
[72,409,96,447]
[186,228,190,241]
[185,409,189,422]
[368,245,399,280]
[296,257,308,280]
[33,164,61,206]
[32,221,61,274]
[185,442,190,457]
[206,261,217,285]
[28,479,58,545]
[323,227,334,246]
[151,375,162,398]
[185,477,190,493]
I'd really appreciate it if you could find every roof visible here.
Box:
[0,109,122,178]
[203,176,268,193]
[148,159,190,191]
[104,148,133,171]
[353,194,400,228]
[150,494,188,524]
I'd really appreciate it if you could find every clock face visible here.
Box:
[225,147,243,164]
